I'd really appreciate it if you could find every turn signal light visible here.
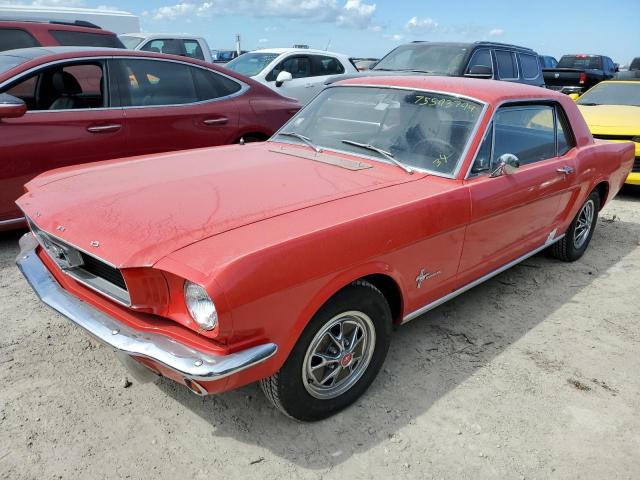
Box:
[579,73,586,85]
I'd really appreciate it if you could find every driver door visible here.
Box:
[459,103,579,280]
[0,60,125,223]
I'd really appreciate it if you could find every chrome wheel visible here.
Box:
[573,199,595,249]
[302,311,376,400]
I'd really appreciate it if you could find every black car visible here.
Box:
[327,41,545,87]
[543,54,617,93]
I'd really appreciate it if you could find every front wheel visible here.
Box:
[260,280,392,421]
[551,190,600,262]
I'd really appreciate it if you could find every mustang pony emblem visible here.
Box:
[416,268,442,288]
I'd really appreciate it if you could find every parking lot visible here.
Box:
[0,187,638,479]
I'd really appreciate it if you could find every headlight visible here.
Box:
[184,281,217,330]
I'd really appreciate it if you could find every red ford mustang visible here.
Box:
[15,76,634,420]
[0,46,301,230]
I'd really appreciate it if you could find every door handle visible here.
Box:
[203,117,228,125]
[556,166,574,175]
[87,124,121,133]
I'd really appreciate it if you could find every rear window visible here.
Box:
[558,55,602,69]
[49,30,124,48]
[0,28,40,52]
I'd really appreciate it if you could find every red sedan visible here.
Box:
[15,76,634,420]
[0,47,301,230]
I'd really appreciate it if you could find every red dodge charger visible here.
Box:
[0,46,301,230]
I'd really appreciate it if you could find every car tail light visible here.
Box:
[579,72,586,84]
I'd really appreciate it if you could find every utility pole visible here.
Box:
[235,34,241,55]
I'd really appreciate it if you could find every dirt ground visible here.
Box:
[1,188,639,480]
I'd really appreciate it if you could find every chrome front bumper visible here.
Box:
[16,232,277,384]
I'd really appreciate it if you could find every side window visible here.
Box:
[2,62,105,111]
[0,28,40,51]
[466,49,493,76]
[495,50,518,79]
[140,39,184,56]
[114,59,198,107]
[183,40,205,61]
[493,106,555,166]
[556,107,575,156]
[48,30,122,48]
[519,53,540,80]
[312,55,345,76]
[192,68,242,100]
[267,56,311,81]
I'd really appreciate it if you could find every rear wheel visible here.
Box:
[551,190,600,262]
[260,280,392,421]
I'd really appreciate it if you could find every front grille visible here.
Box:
[79,252,127,290]
[28,218,130,305]
[633,157,640,173]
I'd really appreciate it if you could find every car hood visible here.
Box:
[578,104,640,134]
[18,143,422,268]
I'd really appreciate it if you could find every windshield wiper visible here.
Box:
[578,102,600,106]
[341,140,413,174]
[278,131,322,153]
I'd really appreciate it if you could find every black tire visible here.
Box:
[260,280,392,421]
[551,190,600,262]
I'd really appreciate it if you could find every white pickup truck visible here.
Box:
[119,33,213,63]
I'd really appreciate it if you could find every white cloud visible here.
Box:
[384,33,404,41]
[405,16,439,33]
[148,0,376,29]
[258,38,268,43]
[488,28,504,37]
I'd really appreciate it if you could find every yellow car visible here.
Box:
[576,80,640,185]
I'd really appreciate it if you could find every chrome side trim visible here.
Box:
[401,234,564,324]
[16,233,278,383]
[0,216,25,227]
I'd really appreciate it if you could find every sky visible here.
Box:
[3,0,639,65]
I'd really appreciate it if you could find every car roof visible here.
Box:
[0,46,214,82]
[119,32,205,40]
[407,41,536,52]
[334,75,564,104]
[0,20,115,35]
[251,48,348,57]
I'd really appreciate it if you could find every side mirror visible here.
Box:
[490,153,520,178]
[465,65,493,79]
[275,71,293,87]
[0,93,27,119]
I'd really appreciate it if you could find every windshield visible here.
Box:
[119,35,144,49]
[273,86,484,176]
[557,55,602,69]
[226,52,279,76]
[373,44,468,75]
[578,82,640,107]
